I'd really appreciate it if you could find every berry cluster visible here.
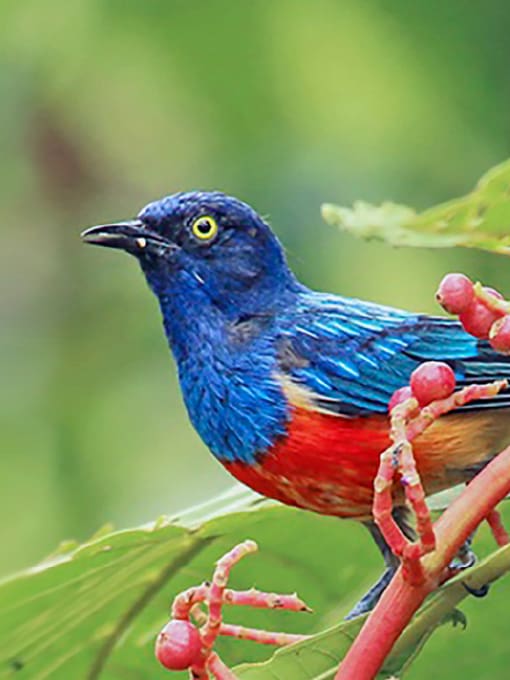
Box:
[155,540,311,679]
[436,273,510,352]
[380,362,507,586]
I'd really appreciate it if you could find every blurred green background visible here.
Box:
[2,1,510,676]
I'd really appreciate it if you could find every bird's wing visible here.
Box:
[276,293,510,417]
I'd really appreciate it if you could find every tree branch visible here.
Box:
[336,444,510,680]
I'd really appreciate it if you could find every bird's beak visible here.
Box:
[81,220,169,254]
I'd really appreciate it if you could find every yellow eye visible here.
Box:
[191,215,218,241]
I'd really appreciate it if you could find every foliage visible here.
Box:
[236,540,510,679]
[0,488,352,679]
[2,482,509,679]
[5,0,510,589]
[322,160,510,254]
[4,3,510,677]
[2,158,510,678]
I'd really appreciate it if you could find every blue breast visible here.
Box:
[176,320,289,464]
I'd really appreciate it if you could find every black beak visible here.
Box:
[81,220,171,254]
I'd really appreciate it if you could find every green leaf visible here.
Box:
[322,159,510,253]
[235,544,510,679]
[233,606,455,679]
[0,487,367,680]
[3,481,510,680]
[235,617,366,680]
[233,602,442,680]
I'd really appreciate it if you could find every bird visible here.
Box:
[81,191,510,617]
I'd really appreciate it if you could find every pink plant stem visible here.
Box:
[201,541,258,650]
[336,444,510,680]
[429,448,510,569]
[373,395,437,585]
[400,443,435,554]
[373,379,506,584]
[473,282,510,315]
[372,448,408,555]
[173,585,310,619]
[172,585,210,619]
[219,623,310,645]
[373,448,429,584]
[223,589,311,612]
[406,380,507,441]
[190,603,208,626]
[207,652,239,680]
[169,539,311,678]
[189,660,209,680]
[486,509,510,547]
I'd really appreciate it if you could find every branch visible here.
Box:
[336,436,510,680]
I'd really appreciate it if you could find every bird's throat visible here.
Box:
[156,286,290,464]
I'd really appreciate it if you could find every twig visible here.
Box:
[156,540,311,679]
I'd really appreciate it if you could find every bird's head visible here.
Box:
[82,191,297,323]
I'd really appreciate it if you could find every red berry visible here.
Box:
[155,619,202,671]
[388,386,413,412]
[436,273,474,314]
[489,316,510,354]
[459,298,500,339]
[410,361,456,407]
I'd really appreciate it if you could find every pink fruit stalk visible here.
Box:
[388,386,414,412]
[156,539,312,678]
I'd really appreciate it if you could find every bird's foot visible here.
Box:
[155,540,312,679]
[463,582,490,598]
[448,536,476,572]
[448,537,493,599]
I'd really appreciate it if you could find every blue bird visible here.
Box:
[82,191,510,616]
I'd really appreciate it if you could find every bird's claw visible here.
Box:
[450,608,468,629]
[462,582,490,598]
[448,540,477,572]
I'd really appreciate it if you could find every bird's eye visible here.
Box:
[191,216,218,241]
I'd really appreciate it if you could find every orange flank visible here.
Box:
[224,405,510,521]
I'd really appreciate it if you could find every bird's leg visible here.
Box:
[448,533,491,596]
[448,532,490,598]
[449,533,476,571]
[344,567,394,620]
[345,508,414,619]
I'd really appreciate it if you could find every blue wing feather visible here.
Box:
[277,292,510,416]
